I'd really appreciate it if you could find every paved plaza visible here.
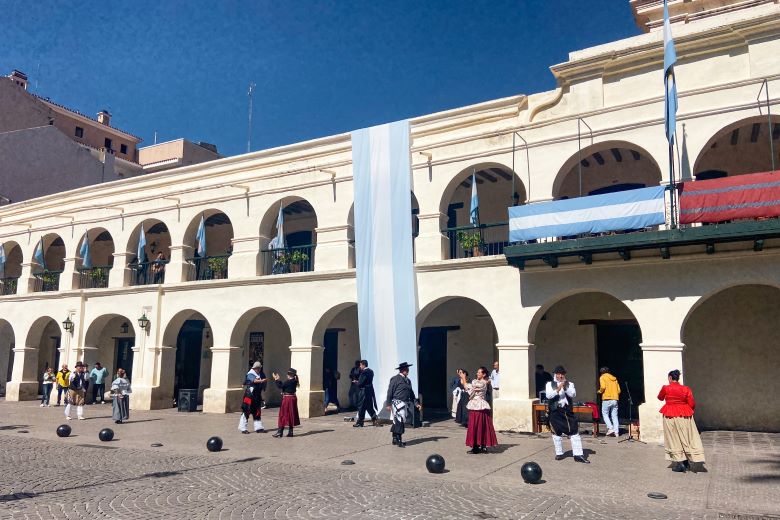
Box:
[0,401,778,519]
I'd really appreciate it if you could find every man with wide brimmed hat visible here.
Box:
[239,361,267,434]
[385,362,421,447]
[545,365,589,463]
[65,361,89,421]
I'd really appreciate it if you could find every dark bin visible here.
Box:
[178,389,198,412]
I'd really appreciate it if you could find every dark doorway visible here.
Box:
[446,202,464,259]
[418,327,448,409]
[115,338,135,380]
[323,329,339,372]
[174,320,205,402]
[285,230,312,248]
[596,322,644,420]
[52,336,61,370]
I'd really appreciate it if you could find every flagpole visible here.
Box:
[669,138,677,229]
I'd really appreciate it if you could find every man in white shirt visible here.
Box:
[489,361,500,399]
[545,365,589,463]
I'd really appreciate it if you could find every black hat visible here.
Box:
[287,368,297,376]
[552,365,567,374]
[396,362,413,371]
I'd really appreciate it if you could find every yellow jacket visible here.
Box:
[56,369,70,388]
[598,373,621,401]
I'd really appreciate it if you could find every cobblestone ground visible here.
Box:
[1,401,778,519]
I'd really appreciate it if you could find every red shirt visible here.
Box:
[657,382,695,417]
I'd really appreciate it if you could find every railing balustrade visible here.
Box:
[442,222,509,259]
[186,254,231,281]
[129,260,168,286]
[0,277,18,296]
[261,244,315,275]
[77,266,112,289]
[32,271,62,292]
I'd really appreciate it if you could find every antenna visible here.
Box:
[247,82,256,153]
[153,131,157,145]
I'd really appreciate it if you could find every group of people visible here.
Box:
[238,361,300,438]
[41,361,132,424]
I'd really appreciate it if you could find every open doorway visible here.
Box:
[595,321,644,420]
[418,327,448,409]
[174,320,205,404]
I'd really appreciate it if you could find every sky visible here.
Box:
[3,1,641,157]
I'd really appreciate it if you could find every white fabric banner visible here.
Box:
[352,120,418,406]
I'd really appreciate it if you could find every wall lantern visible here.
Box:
[138,313,151,332]
[120,322,129,334]
[62,316,74,334]
[204,324,211,339]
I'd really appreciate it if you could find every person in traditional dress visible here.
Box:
[239,361,266,434]
[460,366,498,454]
[348,360,361,411]
[385,362,421,448]
[354,360,377,427]
[545,365,589,463]
[455,369,470,427]
[272,368,300,438]
[658,369,706,472]
[65,362,89,421]
[450,369,464,418]
[110,368,132,424]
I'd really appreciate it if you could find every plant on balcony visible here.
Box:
[40,271,59,290]
[90,268,107,284]
[457,231,484,257]
[288,250,309,272]
[207,256,228,279]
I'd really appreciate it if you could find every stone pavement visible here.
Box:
[0,401,778,519]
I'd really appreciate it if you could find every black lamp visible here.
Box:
[120,322,129,334]
[138,313,150,332]
[62,316,74,334]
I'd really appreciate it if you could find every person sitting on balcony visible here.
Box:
[151,252,166,283]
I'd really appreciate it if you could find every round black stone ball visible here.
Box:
[206,436,223,452]
[520,461,543,484]
[98,428,114,442]
[56,424,72,438]
[425,454,445,473]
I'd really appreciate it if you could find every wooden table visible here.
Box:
[532,403,600,437]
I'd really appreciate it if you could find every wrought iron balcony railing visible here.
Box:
[0,277,18,296]
[261,244,315,275]
[442,222,509,259]
[32,271,62,292]
[77,266,112,289]
[187,254,231,281]
[129,260,168,286]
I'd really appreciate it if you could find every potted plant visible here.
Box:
[90,267,107,286]
[207,256,228,279]
[457,231,483,257]
[289,250,309,273]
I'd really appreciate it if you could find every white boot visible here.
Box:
[64,403,72,420]
[570,433,584,457]
[552,435,564,456]
[238,414,248,432]
[253,419,264,432]
[77,405,85,420]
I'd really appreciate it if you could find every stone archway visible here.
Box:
[0,319,15,395]
[83,314,136,382]
[162,310,215,408]
[693,115,780,179]
[75,228,115,289]
[312,303,360,409]
[259,198,318,275]
[182,210,234,281]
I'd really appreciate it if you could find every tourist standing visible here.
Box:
[110,368,132,424]
[489,361,500,399]
[90,362,109,405]
[272,369,300,438]
[450,369,464,418]
[55,364,70,406]
[460,366,498,454]
[239,362,266,434]
[64,362,89,421]
[348,360,361,410]
[354,360,377,427]
[545,366,589,463]
[40,367,55,407]
[535,364,553,398]
[597,366,621,437]
[323,367,341,413]
[657,369,706,472]
[385,362,420,448]
[455,369,470,427]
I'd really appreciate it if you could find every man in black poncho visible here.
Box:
[385,362,421,447]
[354,360,378,427]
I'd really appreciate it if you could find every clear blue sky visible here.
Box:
[4,1,640,157]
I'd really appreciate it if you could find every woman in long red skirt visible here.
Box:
[461,366,498,454]
[272,368,301,438]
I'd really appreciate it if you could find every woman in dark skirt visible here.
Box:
[455,369,470,427]
[461,366,498,454]
[272,368,301,438]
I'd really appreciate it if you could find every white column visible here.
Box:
[228,236,260,279]
[492,343,536,432]
[414,213,446,262]
[166,245,193,283]
[313,226,350,271]
[17,262,34,295]
[203,346,244,413]
[638,342,685,444]
[109,252,133,287]
[4,346,40,400]
[132,345,176,410]
[289,345,324,419]
[59,257,79,291]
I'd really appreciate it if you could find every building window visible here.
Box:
[120,144,128,154]
[104,138,113,150]
[75,127,84,138]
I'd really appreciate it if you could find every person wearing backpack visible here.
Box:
[64,362,89,420]
[54,364,70,406]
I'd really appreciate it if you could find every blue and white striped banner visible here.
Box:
[509,186,666,242]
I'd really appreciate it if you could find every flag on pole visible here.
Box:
[0,243,6,279]
[34,238,46,270]
[268,203,285,250]
[196,215,207,257]
[137,227,147,263]
[469,172,479,226]
[79,231,91,269]
[663,0,678,146]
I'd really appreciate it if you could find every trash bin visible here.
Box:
[178,389,198,412]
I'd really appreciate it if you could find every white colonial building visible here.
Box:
[1,0,779,443]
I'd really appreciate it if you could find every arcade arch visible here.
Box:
[260,198,318,275]
[126,219,172,286]
[83,314,136,381]
[162,310,214,407]
[0,320,14,395]
[1,241,23,295]
[694,115,780,179]
[312,303,360,407]
[32,233,66,292]
[24,316,62,395]
[75,228,115,289]
[183,210,234,281]
[347,193,419,268]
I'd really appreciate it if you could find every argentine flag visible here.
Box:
[268,203,285,250]
[196,215,207,257]
[137,227,147,263]
[34,238,46,269]
[664,0,678,146]
[79,232,91,269]
[469,173,479,226]
[0,243,5,278]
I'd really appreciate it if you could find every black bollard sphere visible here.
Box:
[98,428,114,442]
[56,424,72,438]
[520,461,543,484]
[206,436,223,452]
[425,454,445,474]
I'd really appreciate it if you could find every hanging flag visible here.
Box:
[137,226,147,263]
[0,243,6,279]
[34,238,46,270]
[79,231,91,269]
[268,203,286,250]
[663,0,678,146]
[469,172,479,226]
[196,215,207,257]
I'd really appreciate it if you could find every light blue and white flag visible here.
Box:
[469,172,479,226]
[352,120,418,406]
[508,186,666,242]
[0,243,6,278]
[268,203,285,250]
[33,238,46,269]
[137,226,147,263]
[664,0,678,146]
[79,231,91,269]
[196,215,207,257]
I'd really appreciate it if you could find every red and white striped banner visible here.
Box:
[679,170,780,224]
